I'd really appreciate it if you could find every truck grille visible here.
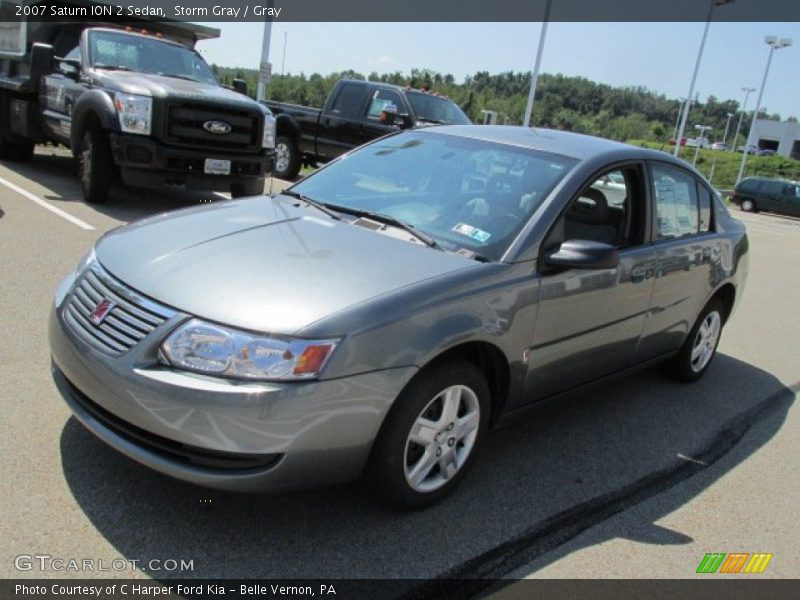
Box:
[165,103,261,152]
[63,265,174,356]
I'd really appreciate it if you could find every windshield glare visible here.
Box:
[407,93,471,125]
[87,30,217,84]
[291,131,576,261]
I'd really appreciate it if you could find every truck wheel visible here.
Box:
[78,129,113,204]
[274,135,301,180]
[231,178,265,198]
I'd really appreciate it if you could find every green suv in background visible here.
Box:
[731,176,800,217]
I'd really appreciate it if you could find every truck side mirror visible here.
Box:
[58,59,81,81]
[232,79,248,96]
[29,43,55,93]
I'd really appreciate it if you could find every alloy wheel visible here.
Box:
[690,310,721,373]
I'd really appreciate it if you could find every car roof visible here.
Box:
[420,125,686,164]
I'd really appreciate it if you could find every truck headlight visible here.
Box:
[114,93,152,135]
[160,319,339,381]
[262,116,276,149]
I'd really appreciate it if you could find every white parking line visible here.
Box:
[0,174,95,230]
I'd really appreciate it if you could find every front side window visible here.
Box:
[365,89,404,120]
[291,131,576,261]
[651,164,702,240]
[87,30,216,84]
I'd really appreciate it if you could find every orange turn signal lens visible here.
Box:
[293,344,335,376]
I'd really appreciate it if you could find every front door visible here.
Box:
[527,164,657,400]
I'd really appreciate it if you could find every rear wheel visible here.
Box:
[366,360,489,509]
[740,198,756,212]
[664,299,724,382]
[273,135,301,180]
[78,128,113,204]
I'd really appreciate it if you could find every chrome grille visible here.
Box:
[63,265,174,356]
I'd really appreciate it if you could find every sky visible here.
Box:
[196,22,800,120]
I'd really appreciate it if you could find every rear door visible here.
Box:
[638,162,720,357]
[315,82,369,159]
[779,182,800,216]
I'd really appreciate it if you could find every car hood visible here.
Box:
[93,70,264,112]
[95,196,476,334]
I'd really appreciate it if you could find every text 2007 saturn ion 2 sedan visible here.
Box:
[50,126,748,509]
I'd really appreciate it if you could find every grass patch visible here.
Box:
[627,140,800,190]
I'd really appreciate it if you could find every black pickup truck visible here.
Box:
[0,11,275,202]
[264,79,471,179]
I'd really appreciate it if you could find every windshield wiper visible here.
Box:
[158,73,201,82]
[325,204,442,250]
[282,190,342,221]
[93,64,133,71]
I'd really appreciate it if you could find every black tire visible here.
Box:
[78,128,114,204]
[663,299,725,383]
[231,178,265,198]
[740,198,756,212]
[273,134,301,180]
[0,94,35,162]
[366,360,490,510]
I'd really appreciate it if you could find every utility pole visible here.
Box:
[256,0,275,102]
[523,0,552,127]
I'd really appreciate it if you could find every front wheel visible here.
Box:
[664,299,725,382]
[78,129,114,204]
[273,135,301,180]
[366,361,490,509]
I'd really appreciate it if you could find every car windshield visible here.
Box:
[87,30,217,84]
[290,131,577,261]
[406,92,472,125]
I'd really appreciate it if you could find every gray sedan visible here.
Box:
[49,126,748,509]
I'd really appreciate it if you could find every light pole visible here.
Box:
[693,124,712,165]
[672,99,683,142]
[523,0,552,127]
[673,0,734,157]
[256,0,276,102]
[721,112,734,147]
[731,86,755,152]
[736,36,793,184]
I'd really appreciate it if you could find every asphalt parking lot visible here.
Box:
[1,147,798,587]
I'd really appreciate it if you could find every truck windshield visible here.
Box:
[86,30,216,85]
[406,92,471,125]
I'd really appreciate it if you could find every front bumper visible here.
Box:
[48,273,416,492]
[110,133,275,192]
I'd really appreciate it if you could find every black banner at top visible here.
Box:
[4,0,800,22]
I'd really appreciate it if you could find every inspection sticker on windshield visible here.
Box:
[453,222,491,243]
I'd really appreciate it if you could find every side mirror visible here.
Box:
[29,43,54,93]
[232,78,248,96]
[58,59,80,81]
[544,239,619,270]
[397,114,413,129]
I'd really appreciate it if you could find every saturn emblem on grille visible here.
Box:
[203,120,232,135]
[90,299,116,325]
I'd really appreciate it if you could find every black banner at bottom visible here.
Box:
[3,579,797,600]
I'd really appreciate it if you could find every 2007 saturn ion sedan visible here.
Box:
[50,126,748,509]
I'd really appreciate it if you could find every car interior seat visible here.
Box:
[564,188,617,245]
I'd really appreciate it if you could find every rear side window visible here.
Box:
[762,181,784,195]
[697,185,712,233]
[329,83,366,118]
[738,179,760,193]
[651,164,702,239]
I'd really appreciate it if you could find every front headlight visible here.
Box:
[114,92,152,135]
[160,319,339,381]
[261,116,276,149]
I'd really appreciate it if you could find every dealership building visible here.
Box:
[747,119,800,159]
